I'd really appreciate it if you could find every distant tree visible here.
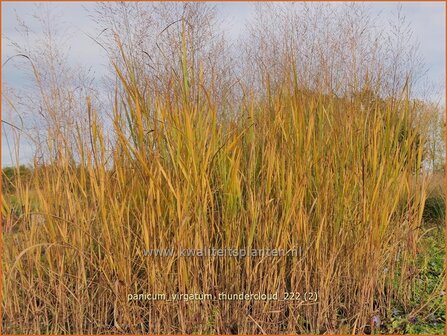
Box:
[417,101,446,173]
[2,165,32,194]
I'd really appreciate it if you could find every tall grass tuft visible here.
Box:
[2,25,433,334]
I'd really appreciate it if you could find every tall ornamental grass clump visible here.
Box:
[3,29,429,334]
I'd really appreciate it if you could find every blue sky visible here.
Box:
[1,1,446,166]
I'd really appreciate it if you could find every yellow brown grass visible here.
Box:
[2,60,428,333]
[1,8,437,330]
